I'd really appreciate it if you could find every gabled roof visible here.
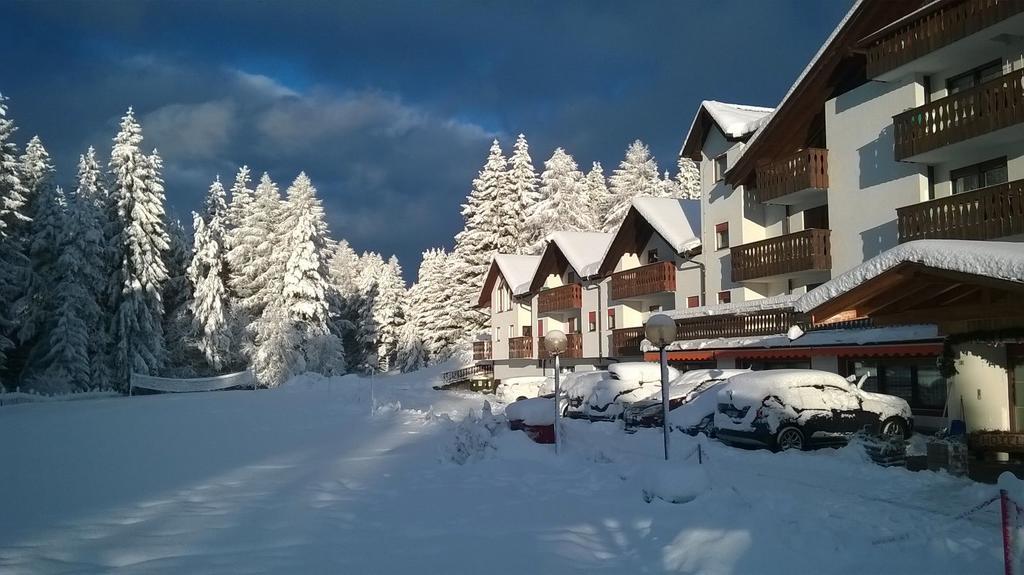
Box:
[476,254,541,308]
[598,197,701,276]
[725,0,924,186]
[529,231,614,291]
[679,100,774,161]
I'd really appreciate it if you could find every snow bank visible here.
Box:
[505,397,555,426]
[639,463,710,504]
[796,239,1024,313]
[0,389,121,406]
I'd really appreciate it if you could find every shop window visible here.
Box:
[588,311,597,332]
[844,357,947,414]
[717,290,731,304]
[951,157,1008,195]
[715,222,729,250]
[686,295,700,308]
[607,309,616,330]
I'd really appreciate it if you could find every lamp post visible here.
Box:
[645,314,676,461]
[544,329,568,455]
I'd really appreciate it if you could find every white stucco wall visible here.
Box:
[825,77,928,276]
[951,342,1010,432]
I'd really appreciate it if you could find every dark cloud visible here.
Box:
[0,0,851,281]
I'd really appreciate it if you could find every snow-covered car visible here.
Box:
[568,362,681,422]
[622,369,750,434]
[562,370,614,419]
[714,369,913,452]
[505,396,555,444]
[496,376,553,403]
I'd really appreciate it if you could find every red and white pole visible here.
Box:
[1002,489,1015,575]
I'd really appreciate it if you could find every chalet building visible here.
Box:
[465,0,1024,433]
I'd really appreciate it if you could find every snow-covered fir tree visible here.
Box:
[602,140,661,233]
[108,109,170,387]
[326,239,361,366]
[411,248,464,363]
[675,156,701,199]
[508,134,540,254]
[0,95,28,385]
[15,136,60,346]
[228,173,284,321]
[394,315,427,373]
[353,251,385,373]
[584,161,610,228]
[188,177,232,372]
[656,170,679,198]
[163,218,196,375]
[373,255,406,372]
[524,148,596,252]
[32,189,103,393]
[225,165,253,245]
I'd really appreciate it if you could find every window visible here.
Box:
[508,325,514,339]
[536,320,544,338]
[947,59,1003,95]
[647,249,659,264]
[951,157,1008,195]
[495,327,501,342]
[713,154,728,181]
[844,357,947,414]
[648,305,662,313]
[566,270,579,284]
[717,290,731,304]
[522,325,532,337]
[607,309,616,330]
[568,317,578,334]
[588,311,597,332]
[686,295,700,308]
[715,222,729,250]
[506,288,513,312]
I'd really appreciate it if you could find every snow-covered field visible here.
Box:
[0,367,1011,574]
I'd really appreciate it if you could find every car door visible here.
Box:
[819,384,864,433]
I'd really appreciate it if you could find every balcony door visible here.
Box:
[1010,345,1024,431]
[804,205,829,230]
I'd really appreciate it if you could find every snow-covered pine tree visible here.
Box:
[584,161,610,231]
[411,248,463,363]
[225,165,253,245]
[15,136,60,346]
[73,147,115,387]
[675,156,701,200]
[108,109,170,387]
[229,173,284,320]
[394,312,427,373]
[188,177,233,372]
[0,95,29,385]
[373,255,406,372]
[353,251,385,373]
[655,170,680,198]
[326,238,361,365]
[162,218,197,376]
[602,140,661,233]
[523,148,595,251]
[32,188,102,393]
[506,134,538,254]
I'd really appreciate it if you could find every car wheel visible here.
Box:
[776,426,805,452]
[880,417,908,439]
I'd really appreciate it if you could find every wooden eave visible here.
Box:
[807,262,1024,334]
[680,107,749,162]
[476,260,503,308]
[528,242,575,293]
[724,0,923,188]
[596,207,657,276]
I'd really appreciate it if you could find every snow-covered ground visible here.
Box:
[0,366,1011,574]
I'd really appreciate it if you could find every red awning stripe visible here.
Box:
[646,342,943,363]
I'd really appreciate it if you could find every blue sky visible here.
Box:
[1,0,850,281]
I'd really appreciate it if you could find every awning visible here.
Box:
[645,342,943,363]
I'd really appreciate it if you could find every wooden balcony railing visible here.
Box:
[508,336,533,359]
[864,0,1024,78]
[755,148,828,204]
[609,260,675,301]
[473,341,492,361]
[893,67,1024,161]
[441,364,493,386]
[540,332,583,359]
[731,229,831,282]
[897,178,1024,242]
[537,283,582,314]
[611,327,645,357]
[675,309,804,341]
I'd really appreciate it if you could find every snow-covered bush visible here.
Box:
[445,401,502,465]
[639,463,710,504]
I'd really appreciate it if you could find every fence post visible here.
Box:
[1002,489,1015,575]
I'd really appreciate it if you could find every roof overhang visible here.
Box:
[528,241,575,292]
[597,206,658,276]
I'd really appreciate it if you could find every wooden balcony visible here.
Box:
[609,261,676,301]
[893,67,1024,162]
[731,229,831,283]
[675,309,804,341]
[473,341,491,361]
[897,178,1024,242]
[537,284,582,314]
[864,0,1024,79]
[611,327,645,357]
[508,336,533,360]
[755,148,828,205]
[539,332,583,359]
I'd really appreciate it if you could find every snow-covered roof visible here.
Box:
[653,324,940,353]
[795,240,1024,314]
[493,254,541,296]
[546,231,614,278]
[679,100,774,158]
[666,294,799,321]
[631,197,701,255]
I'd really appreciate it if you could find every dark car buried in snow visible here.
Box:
[714,369,913,452]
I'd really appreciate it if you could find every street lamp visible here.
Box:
[645,313,676,461]
[544,329,568,455]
